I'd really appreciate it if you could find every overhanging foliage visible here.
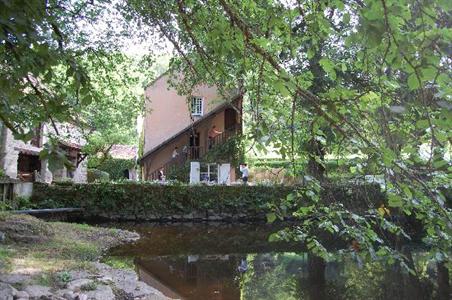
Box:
[125,0,451,270]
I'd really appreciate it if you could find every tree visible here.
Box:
[126,0,451,277]
[1,0,153,159]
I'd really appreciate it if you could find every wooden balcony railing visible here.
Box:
[188,146,205,160]
[148,125,240,181]
[208,126,238,150]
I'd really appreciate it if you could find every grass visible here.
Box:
[102,256,135,270]
[81,281,98,291]
[34,272,54,286]
[0,213,135,287]
[0,246,14,271]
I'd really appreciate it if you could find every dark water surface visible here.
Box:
[105,222,444,300]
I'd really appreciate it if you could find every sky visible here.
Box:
[74,0,173,57]
[73,0,174,137]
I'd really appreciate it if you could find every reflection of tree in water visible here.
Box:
[240,252,438,300]
[240,253,345,299]
[340,255,436,300]
[240,253,303,300]
[111,224,444,300]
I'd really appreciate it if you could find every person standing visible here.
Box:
[158,168,165,182]
[240,163,249,185]
[182,145,189,158]
[208,125,222,149]
[172,146,179,158]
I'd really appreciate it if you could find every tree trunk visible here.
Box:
[437,260,450,300]
[305,47,327,182]
[306,137,325,181]
[306,253,326,299]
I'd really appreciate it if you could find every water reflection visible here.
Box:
[136,254,242,300]
[107,223,441,300]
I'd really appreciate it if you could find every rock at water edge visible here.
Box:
[0,282,17,300]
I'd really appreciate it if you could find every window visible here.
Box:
[191,97,203,116]
[200,163,218,183]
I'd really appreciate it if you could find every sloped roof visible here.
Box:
[58,140,82,150]
[14,144,41,156]
[139,102,230,164]
[110,144,138,160]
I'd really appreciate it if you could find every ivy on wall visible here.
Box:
[88,157,136,180]
[203,135,245,168]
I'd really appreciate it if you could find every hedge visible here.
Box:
[30,182,385,221]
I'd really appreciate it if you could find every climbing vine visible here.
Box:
[88,157,136,180]
[203,135,246,167]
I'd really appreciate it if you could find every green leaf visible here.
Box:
[266,212,277,223]
[319,58,336,80]
[388,193,402,208]
[341,63,347,72]
[407,73,420,90]
[343,13,350,24]
[421,67,437,81]
[382,148,396,167]
[433,159,448,169]
[268,232,279,242]
[48,155,65,173]
[81,94,93,105]
[363,3,383,21]
[274,80,291,97]
[286,193,295,202]
[416,119,429,129]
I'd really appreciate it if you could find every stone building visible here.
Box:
[0,121,88,186]
[109,144,138,180]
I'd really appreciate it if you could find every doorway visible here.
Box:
[189,131,200,147]
[224,108,237,130]
[189,131,200,159]
[17,153,41,182]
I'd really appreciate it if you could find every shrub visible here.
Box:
[15,196,34,210]
[87,169,110,183]
[166,161,190,182]
[53,180,74,186]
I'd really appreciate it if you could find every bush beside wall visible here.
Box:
[87,169,110,183]
[30,182,385,221]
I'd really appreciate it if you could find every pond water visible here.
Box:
[105,222,442,300]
